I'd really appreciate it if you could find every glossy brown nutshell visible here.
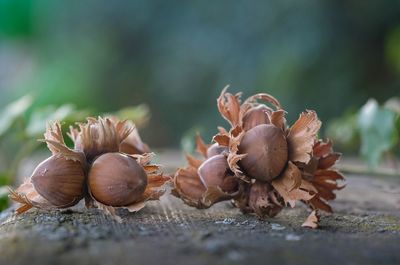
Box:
[89,153,147,207]
[9,117,168,221]
[242,105,271,131]
[198,154,237,193]
[31,155,85,207]
[238,124,288,182]
[172,87,345,228]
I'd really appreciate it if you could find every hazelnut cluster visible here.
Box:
[9,117,168,221]
[172,87,345,228]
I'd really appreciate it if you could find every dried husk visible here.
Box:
[172,136,240,208]
[68,117,133,163]
[9,122,87,213]
[302,210,320,229]
[302,140,345,213]
[173,87,345,228]
[248,181,284,218]
[10,118,168,220]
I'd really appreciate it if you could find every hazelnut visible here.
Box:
[238,124,288,181]
[31,155,85,207]
[198,154,238,193]
[88,152,148,207]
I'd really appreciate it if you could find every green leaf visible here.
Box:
[180,126,206,155]
[25,104,76,137]
[0,187,9,211]
[326,111,360,151]
[0,95,33,136]
[110,104,150,128]
[358,99,399,167]
[384,97,400,114]
[0,172,12,186]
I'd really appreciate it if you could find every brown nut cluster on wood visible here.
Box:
[9,117,169,221]
[172,86,345,228]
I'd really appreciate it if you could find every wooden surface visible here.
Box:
[0,153,399,265]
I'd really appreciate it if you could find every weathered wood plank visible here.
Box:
[0,159,399,265]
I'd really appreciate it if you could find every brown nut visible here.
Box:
[206,143,228,158]
[31,155,85,207]
[242,105,270,131]
[88,152,147,207]
[198,154,238,193]
[238,124,288,181]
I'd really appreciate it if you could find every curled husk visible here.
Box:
[172,135,240,208]
[9,122,86,213]
[70,117,169,221]
[10,117,169,221]
[173,86,345,228]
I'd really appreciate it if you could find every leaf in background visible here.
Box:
[0,95,33,136]
[326,111,360,152]
[180,126,207,155]
[25,104,76,137]
[110,104,150,128]
[0,187,9,211]
[384,97,400,114]
[0,172,11,186]
[358,99,399,167]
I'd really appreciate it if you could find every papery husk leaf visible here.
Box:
[73,117,134,161]
[244,93,282,110]
[311,169,345,202]
[123,201,146,213]
[8,180,57,214]
[92,200,123,223]
[308,196,333,213]
[172,167,209,208]
[213,133,230,147]
[128,152,154,167]
[232,184,252,214]
[196,134,210,158]
[249,182,284,218]
[119,121,151,155]
[272,162,315,207]
[143,164,161,174]
[313,139,333,158]
[217,86,243,128]
[217,126,229,134]
[201,186,235,208]
[318,153,341,169]
[302,210,320,229]
[287,110,322,164]
[185,154,204,169]
[270,110,287,131]
[42,122,86,165]
[302,140,346,213]
[139,173,169,202]
[314,169,345,181]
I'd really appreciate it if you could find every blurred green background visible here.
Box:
[1,0,400,210]
[1,0,400,152]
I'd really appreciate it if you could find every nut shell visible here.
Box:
[238,124,288,181]
[31,156,85,207]
[206,144,228,158]
[242,105,270,131]
[88,152,147,207]
[198,154,238,193]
